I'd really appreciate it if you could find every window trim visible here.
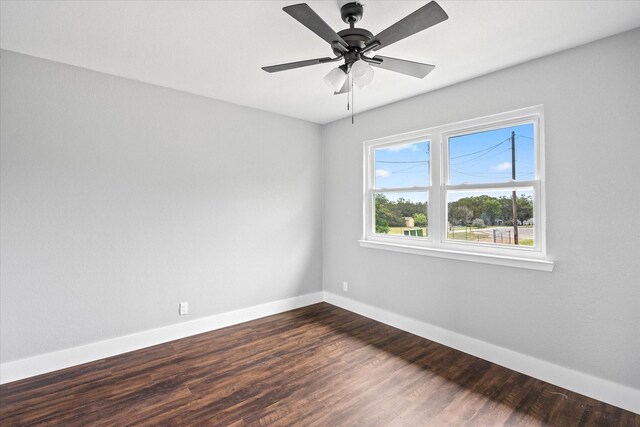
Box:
[360,106,553,271]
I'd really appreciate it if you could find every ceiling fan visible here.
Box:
[262,1,448,95]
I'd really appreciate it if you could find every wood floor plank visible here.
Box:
[1,303,637,426]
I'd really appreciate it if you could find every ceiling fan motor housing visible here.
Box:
[333,28,374,58]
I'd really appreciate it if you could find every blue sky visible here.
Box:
[375,123,534,203]
[375,141,430,189]
[449,123,534,185]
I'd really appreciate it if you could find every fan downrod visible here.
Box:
[332,2,373,58]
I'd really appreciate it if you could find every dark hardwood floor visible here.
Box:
[1,303,638,426]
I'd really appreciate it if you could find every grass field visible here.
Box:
[448,226,534,246]
[382,226,534,246]
[388,227,428,237]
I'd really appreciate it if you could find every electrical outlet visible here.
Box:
[342,281,348,292]
[179,302,189,316]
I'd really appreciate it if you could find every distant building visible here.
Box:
[404,217,415,227]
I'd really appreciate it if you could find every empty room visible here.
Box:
[1,0,639,425]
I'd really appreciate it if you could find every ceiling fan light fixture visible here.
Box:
[351,59,374,89]
[323,67,348,92]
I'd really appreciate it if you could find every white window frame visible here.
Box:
[360,106,554,271]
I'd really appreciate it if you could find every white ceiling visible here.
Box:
[1,1,639,124]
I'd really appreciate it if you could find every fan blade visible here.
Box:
[262,57,332,73]
[334,78,351,95]
[366,1,448,51]
[370,56,435,78]
[283,4,348,50]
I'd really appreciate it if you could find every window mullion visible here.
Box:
[430,133,443,245]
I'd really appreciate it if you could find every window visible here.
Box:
[362,106,553,271]
[373,140,430,238]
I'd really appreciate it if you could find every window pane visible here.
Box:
[448,123,534,185]
[374,192,428,237]
[374,141,429,189]
[447,189,534,247]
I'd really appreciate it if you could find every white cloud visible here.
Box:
[379,143,419,152]
[376,169,391,177]
[495,162,512,171]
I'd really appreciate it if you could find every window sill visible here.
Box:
[358,240,554,272]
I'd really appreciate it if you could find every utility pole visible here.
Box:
[511,131,519,245]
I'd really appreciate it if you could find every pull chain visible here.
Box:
[346,72,351,112]
[351,76,355,124]
[345,72,355,124]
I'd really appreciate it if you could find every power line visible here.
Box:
[454,146,513,169]
[450,133,532,165]
[450,137,510,161]
[390,163,425,174]
[450,138,510,166]
[377,134,532,178]
[450,135,534,170]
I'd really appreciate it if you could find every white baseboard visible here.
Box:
[323,291,640,415]
[3,290,637,415]
[0,292,323,385]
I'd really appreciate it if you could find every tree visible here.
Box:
[482,199,501,225]
[375,218,390,234]
[448,204,473,226]
[388,215,406,227]
[499,196,514,222]
[396,198,426,218]
[471,218,485,228]
[374,194,404,231]
[516,195,533,223]
[413,212,427,227]
[374,194,392,233]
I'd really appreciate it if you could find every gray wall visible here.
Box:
[322,29,640,389]
[2,28,639,393]
[0,50,323,362]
